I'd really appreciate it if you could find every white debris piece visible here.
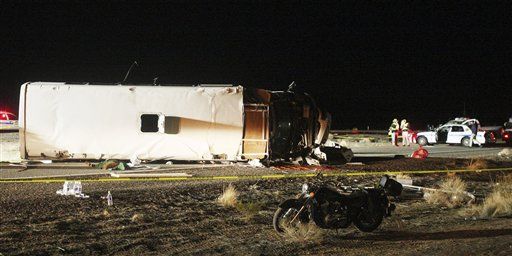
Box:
[165,161,173,165]
[498,148,512,158]
[127,154,142,167]
[305,156,321,166]
[107,191,113,206]
[346,162,364,166]
[248,159,264,168]
[323,139,337,147]
[56,181,89,198]
[313,147,327,161]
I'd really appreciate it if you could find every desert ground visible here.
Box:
[2,159,512,255]
[2,132,512,255]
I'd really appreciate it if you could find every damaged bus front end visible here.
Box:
[242,88,350,164]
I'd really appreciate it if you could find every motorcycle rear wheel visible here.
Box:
[353,209,383,232]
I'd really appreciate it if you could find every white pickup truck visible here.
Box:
[416,118,486,147]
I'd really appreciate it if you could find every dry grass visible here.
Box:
[467,158,489,170]
[395,173,412,180]
[462,175,512,218]
[395,173,413,185]
[217,184,239,208]
[424,176,469,208]
[235,202,263,220]
[131,213,146,223]
[282,222,324,243]
[479,191,512,218]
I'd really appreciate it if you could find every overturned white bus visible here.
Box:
[18,82,334,163]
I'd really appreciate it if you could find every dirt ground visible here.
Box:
[1,158,512,255]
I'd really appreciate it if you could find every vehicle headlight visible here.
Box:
[301,183,309,194]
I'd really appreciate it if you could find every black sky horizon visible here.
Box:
[1,2,511,129]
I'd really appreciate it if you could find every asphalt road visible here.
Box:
[351,143,509,159]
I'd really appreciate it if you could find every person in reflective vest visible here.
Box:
[401,119,410,146]
[389,119,400,146]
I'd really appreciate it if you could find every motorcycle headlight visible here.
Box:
[301,183,309,194]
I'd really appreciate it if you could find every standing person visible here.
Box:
[469,120,482,147]
[389,119,400,146]
[401,119,410,146]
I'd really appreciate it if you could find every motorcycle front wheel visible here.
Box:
[273,205,305,233]
[353,209,384,232]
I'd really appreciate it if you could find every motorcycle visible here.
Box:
[273,175,403,233]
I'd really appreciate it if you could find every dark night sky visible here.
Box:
[1,1,511,129]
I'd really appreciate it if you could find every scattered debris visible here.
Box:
[107,191,113,206]
[346,162,364,166]
[320,143,354,164]
[110,172,192,178]
[217,184,238,207]
[497,148,512,158]
[94,159,128,170]
[56,181,90,198]
[248,159,264,168]
[304,156,321,166]
[411,147,429,159]
[21,159,53,164]
[127,154,142,168]
[312,147,327,161]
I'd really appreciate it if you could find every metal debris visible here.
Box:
[56,181,89,198]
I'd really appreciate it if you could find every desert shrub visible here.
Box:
[131,213,147,223]
[424,176,469,208]
[217,184,239,207]
[467,158,489,170]
[395,173,412,180]
[395,173,413,185]
[282,222,324,243]
[479,191,512,218]
[235,202,263,220]
[463,174,512,218]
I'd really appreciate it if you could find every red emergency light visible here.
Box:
[0,111,16,121]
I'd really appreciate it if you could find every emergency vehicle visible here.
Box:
[416,118,486,147]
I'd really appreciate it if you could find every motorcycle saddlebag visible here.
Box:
[385,178,403,197]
